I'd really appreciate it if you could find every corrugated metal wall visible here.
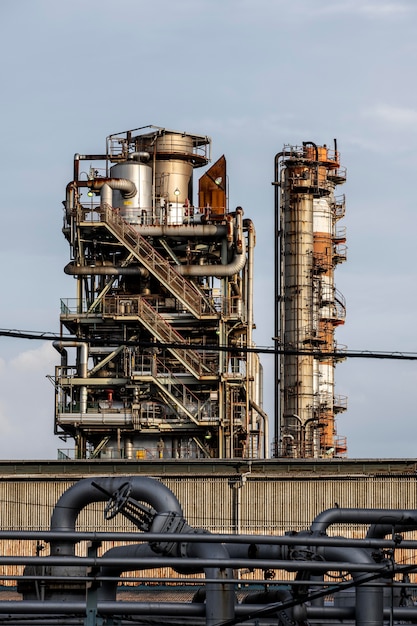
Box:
[0,474,416,585]
[1,474,416,532]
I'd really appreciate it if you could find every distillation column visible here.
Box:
[274,142,347,458]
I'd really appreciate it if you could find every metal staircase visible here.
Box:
[98,204,217,319]
[103,296,218,379]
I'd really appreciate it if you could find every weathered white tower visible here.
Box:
[274,142,347,458]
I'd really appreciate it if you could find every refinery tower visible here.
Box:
[53,126,267,460]
[274,142,347,458]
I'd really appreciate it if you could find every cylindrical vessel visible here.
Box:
[154,133,194,224]
[110,161,152,224]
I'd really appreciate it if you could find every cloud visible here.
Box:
[313,0,414,17]
[10,342,55,372]
[365,104,417,129]
[0,343,58,459]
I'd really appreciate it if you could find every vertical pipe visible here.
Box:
[273,153,283,456]
[53,341,88,415]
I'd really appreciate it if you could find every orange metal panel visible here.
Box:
[198,155,227,215]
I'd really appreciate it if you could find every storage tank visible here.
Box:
[110,159,152,225]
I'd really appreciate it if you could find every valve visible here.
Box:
[94,481,156,531]
[93,480,191,556]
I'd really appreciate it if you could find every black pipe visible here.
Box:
[311,506,417,535]
[50,476,182,556]
[302,141,319,161]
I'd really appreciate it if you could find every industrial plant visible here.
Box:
[53,125,266,461]
[53,126,348,462]
[2,125,417,626]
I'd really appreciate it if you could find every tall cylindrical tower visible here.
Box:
[274,142,347,458]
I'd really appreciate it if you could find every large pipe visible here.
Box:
[50,476,182,556]
[186,540,235,626]
[98,543,157,600]
[320,544,384,626]
[88,177,137,199]
[64,262,148,276]
[127,224,228,237]
[177,234,246,277]
[311,507,417,535]
[310,508,407,626]
[98,538,235,626]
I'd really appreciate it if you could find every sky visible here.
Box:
[1,0,417,459]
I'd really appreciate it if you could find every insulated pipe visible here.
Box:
[64,262,148,276]
[50,476,182,556]
[177,235,246,277]
[249,400,269,459]
[234,206,244,254]
[88,177,137,199]
[53,341,88,414]
[100,182,112,206]
[311,507,417,535]
[65,182,77,213]
[132,224,228,238]
[129,151,151,162]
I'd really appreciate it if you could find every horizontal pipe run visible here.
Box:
[0,556,393,572]
[64,263,149,276]
[311,506,417,533]
[130,224,228,237]
[1,602,417,619]
[0,530,406,549]
[0,601,205,616]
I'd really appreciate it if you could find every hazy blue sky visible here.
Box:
[1,0,417,459]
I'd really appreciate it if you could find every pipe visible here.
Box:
[311,507,417,535]
[303,141,319,161]
[177,234,246,277]
[129,151,151,162]
[64,262,148,276]
[50,476,182,556]
[97,536,235,626]
[245,218,255,437]
[97,543,157,601]
[184,539,235,626]
[366,512,417,539]
[320,544,384,626]
[242,587,299,626]
[249,400,269,459]
[88,177,137,199]
[53,341,88,414]
[132,224,228,238]
[234,206,244,254]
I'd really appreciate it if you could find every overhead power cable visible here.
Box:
[1,328,417,361]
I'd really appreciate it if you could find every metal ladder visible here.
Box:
[100,204,217,319]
